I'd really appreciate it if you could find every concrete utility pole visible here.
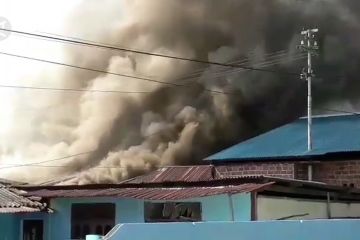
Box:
[298,28,319,152]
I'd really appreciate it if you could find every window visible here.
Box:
[104,225,112,234]
[72,224,81,239]
[95,225,103,235]
[23,220,44,240]
[144,202,201,222]
[71,203,115,239]
[82,224,90,237]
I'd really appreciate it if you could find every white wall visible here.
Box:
[257,195,360,220]
[331,202,360,218]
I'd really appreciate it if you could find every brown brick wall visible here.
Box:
[216,160,360,188]
[294,163,308,180]
[215,162,295,179]
[295,160,360,188]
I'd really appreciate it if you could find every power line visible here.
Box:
[0,51,231,95]
[0,151,96,170]
[1,28,299,76]
[174,49,293,82]
[202,54,306,81]
[0,126,188,170]
[2,108,357,171]
[0,84,154,94]
[0,49,304,96]
[0,51,185,87]
[40,29,341,80]
[0,165,149,169]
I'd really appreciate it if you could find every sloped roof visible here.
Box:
[21,173,360,201]
[33,174,79,186]
[21,183,271,200]
[121,165,216,184]
[0,184,45,213]
[206,114,360,162]
[20,166,274,200]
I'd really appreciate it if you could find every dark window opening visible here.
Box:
[82,224,90,237]
[144,202,201,222]
[104,225,112,235]
[71,203,115,239]
[72,224,81,239]
[23,220,43,240]
[95,225,103,235]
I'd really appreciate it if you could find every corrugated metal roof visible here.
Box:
[33,174,79,186]
[0,207,41,213]
[206,114,360,162]
[121,165,215,184]
[0,184,44,213]
[23,183,272,200]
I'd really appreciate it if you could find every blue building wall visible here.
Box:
[19,212,50,240]
[0,193,251,239]
[0,212,49,240]
[107,220,360,240]
[0,214,18,240]
[47,197,145,240]
[232,193,252,221]
[46,193,251,239]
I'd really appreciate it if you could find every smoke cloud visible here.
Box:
[1,0,360,184]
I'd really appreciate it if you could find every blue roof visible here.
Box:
[206,114,360,162]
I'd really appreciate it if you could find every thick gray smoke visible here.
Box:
[2,0,360,184]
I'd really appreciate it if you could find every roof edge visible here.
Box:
[207,150,360,162]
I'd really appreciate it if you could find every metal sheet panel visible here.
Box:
[206,114,360,161]
[24,183,272,200]
[0,207,40,213]
[122,166,215,184]
[0,184,44,212]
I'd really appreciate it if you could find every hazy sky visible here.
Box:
[1,0,359,184]
[0,0,82,169]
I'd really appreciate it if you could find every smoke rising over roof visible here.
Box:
[1,0,360,184]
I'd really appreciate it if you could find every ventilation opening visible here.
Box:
[144,202,202,222]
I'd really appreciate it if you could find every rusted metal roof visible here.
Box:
[121,165,216,184]
[0,184,45,213]
[24,183,272,200]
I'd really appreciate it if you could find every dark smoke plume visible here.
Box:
[2,0,360,184]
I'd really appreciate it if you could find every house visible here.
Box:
[3,165,360,240]
[3,113,360,239]
[0,182,47,240]
[207,114,360,187]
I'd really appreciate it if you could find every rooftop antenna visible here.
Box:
[298,28,319,152]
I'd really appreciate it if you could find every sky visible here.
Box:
[0,0,83,175]
[1,0,360,184]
